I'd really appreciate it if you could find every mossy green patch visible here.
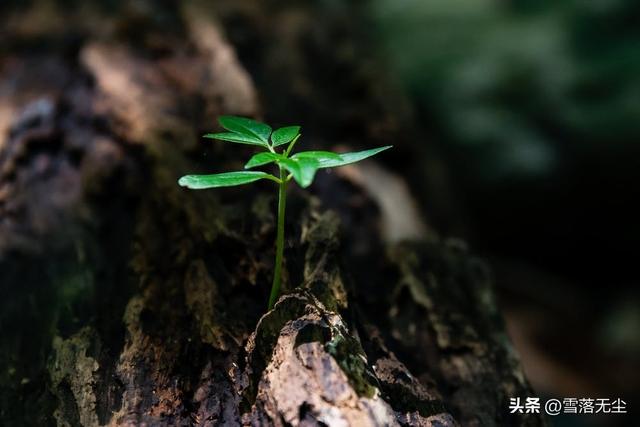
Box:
[325,326,378,398]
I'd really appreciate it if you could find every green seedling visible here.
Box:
[179,116,391,309]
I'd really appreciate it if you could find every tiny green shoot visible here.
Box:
[179,116,391,309]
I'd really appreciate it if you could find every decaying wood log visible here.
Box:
[0,1,543,426]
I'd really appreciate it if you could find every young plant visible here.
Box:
[179,116,391,309]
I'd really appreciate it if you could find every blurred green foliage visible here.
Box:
[371,0,640,181]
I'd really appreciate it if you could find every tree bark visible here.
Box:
[0,1,543,426]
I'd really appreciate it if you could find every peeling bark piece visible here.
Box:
[244,292,456,426]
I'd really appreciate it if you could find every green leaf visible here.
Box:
[204,132,267,147]
[279,157,320,188]
[245,152,285,169]
[292,151,342,162]
[218,116,272,145]
[271,126,301,147]
[178,171,272,189]
[316,146,392,168]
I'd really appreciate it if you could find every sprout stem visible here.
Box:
[268,166,287,309]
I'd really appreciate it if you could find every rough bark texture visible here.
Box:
[1,1,543,426]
